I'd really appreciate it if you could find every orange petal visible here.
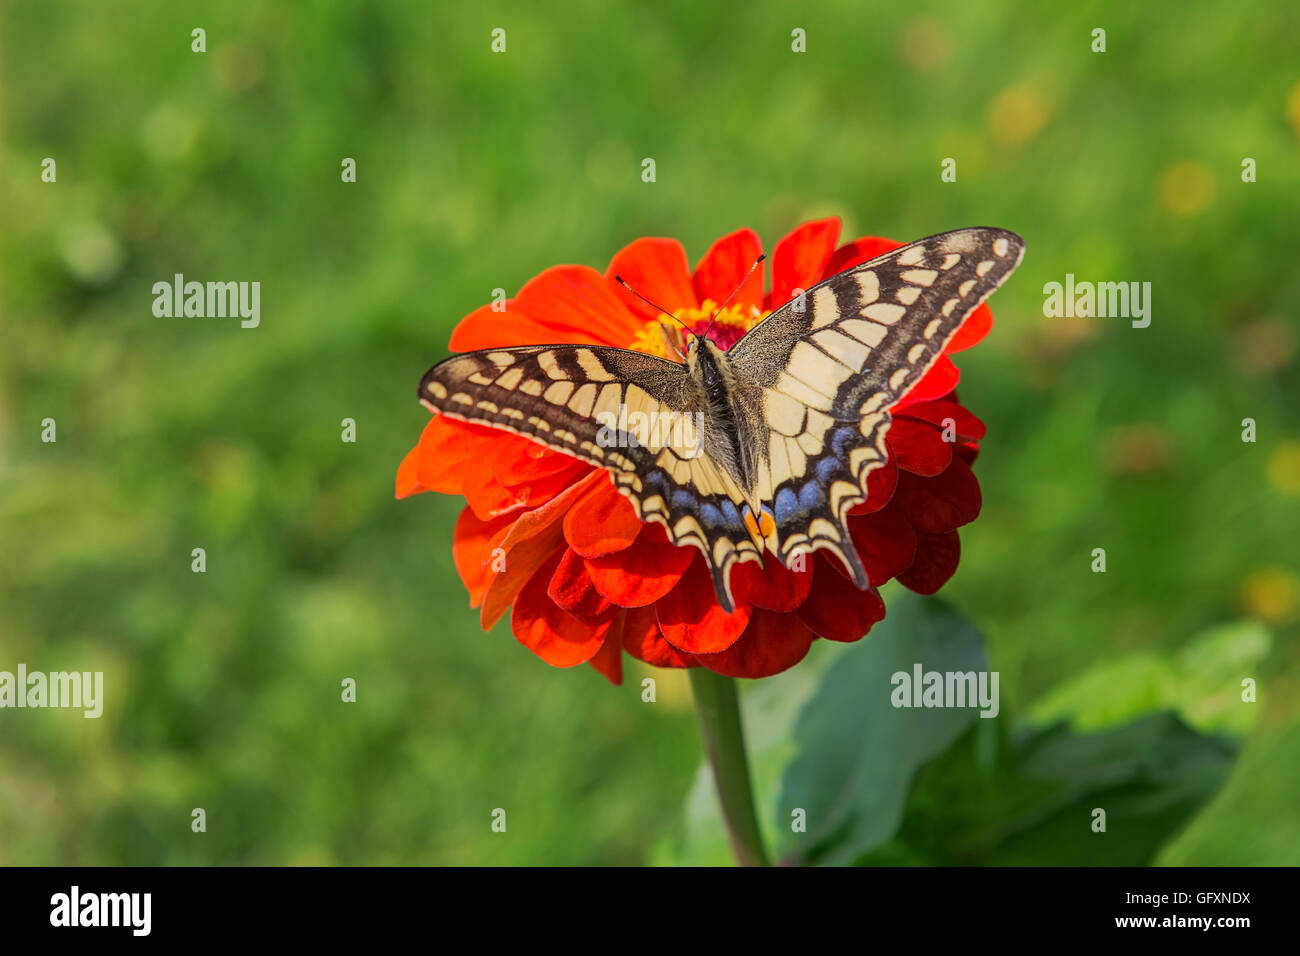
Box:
[395,443,428,499]
[548,546,619,626]
[605,238,698,323]
[656,555,752,654]
[585,522,695,607]
[462,461,589,523]
[453,507,513,608]
[413,416,498,495]
[769,217,841,309]
[449,301,604,351]
[511,551,611,667]
[516,265,645,347]
[691,608,814,678]
[692,228,765,315]
[563,477,643,557]
[479,471,605,629]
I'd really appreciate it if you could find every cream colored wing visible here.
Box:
[727,227,1026,587]
[419,344,764,610]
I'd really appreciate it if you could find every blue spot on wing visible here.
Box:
[816,454,840,484]
[720,499,741,526]
[799,480,824,512]
[774,487,799,524]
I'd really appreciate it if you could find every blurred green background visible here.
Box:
[2,0,1297,865]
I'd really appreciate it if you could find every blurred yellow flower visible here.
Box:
[1286,80,1300,138]
[1240,567,1299,624]
[1267,441,1300,496]
[900,16,951,72]
[989,82,1051,146]
[1159,161,1215,217]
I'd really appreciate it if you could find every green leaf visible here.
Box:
[777,593,989,865]
[1025,620,1270,735]
[1156,720,1300,866]
[861,712,1236,866]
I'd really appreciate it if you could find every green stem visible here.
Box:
[688,668,770,867]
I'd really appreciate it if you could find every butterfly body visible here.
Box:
[420,228,1024,612]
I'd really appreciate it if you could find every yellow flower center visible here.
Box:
[629,299,769,359]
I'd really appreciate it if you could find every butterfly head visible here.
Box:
[687,335,732,395]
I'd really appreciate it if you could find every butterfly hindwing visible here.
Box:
[419,344,765,609]
[727,227,1026,585]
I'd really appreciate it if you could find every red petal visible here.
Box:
[515,264,644,346]
[947,302,993,353]
[622,605,696,668]
[898,530,962,594]
[850,455,898,515]
[769,218,841,309]
[892,458,982,534]
[847,507,918,586]
[548,546,620,626]
[479,471,605,629]
[898,355,960,405]
[453,508,513,608]
[822,237,903,277]
[728,557,813,612]
[511,551,610,667]
[692,228,765,314]
[692,608,814,679]
[585,522,695,607]
[887,418,953,477]
[605,238,698,323]
[656,556,752,654]
[796,557,886,642]
[895,400,986,442]
[563,477,643,557]
[588,614,625,685]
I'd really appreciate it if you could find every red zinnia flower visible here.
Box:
[396,219,990,683]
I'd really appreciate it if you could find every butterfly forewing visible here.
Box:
[418,344,766,609]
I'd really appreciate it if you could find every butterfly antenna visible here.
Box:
[614,275,695,340]
[702,253,766,341]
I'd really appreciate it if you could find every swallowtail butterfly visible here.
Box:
[419,227,1025,612]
